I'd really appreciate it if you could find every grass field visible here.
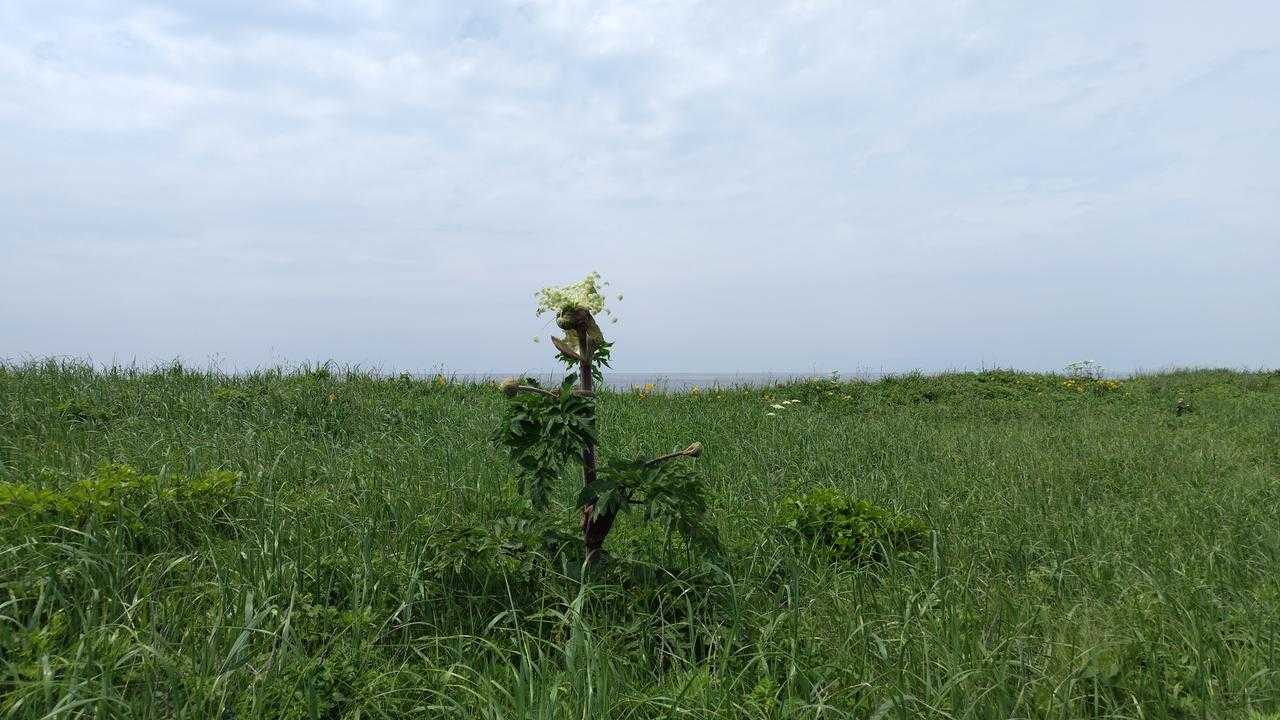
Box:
[2,361,1279,719]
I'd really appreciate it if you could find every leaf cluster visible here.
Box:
[579,456,722,559]
[426,510,586,591]
[492,375,596,509]
[778,488,928,565]
[0,462,243,547]
[556,339,613,383]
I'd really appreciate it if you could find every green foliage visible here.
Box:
[427,509,585,586]
[421,512,734,663]
[1073,639,1225,718]
[744,676,781,718]
[0,462,242,545]
[580,457,722,559]
[557,339,614,383]
[599,560,735,664]
[229,642,420,720]
[211,384,253,408]
[0,482,75,523]
[56,396,114,426]
[493,375,596,509]
[235,648,365,720]
[778,488,929,564]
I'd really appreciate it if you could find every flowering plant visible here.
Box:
[495,273,719,564]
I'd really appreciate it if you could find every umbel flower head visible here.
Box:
[536,272,616,356]
[535,271,609,318]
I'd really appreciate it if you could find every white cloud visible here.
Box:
[2,0,1277,372]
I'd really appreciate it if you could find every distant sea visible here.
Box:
[429,365,1148,388]
[441,370,889,390]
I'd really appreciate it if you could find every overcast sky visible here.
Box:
[2,1,1277,374]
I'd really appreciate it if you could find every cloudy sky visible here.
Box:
[2,1,1277,374]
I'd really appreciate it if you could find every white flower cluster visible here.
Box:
[534,271,622,324]
[765,398,801,417]
[535,271,606,316]
[1064,359,1104,379]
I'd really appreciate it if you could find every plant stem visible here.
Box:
[578,325,595,486]
[511,384,559,398]
[644,443,702,467]
[576,322,614,562]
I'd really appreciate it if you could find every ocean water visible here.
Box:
[445,370,888,390]
[430,366,1142,389]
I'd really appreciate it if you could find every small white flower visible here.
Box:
[535,271,609,317]
[766,412,776,417]
[771,404,785,410]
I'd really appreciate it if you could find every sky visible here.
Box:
[2,1,1277,375]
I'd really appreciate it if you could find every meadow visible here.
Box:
[2,360,1278,719]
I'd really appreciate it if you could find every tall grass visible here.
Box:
[2,360,1278,718]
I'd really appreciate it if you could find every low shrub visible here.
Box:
[778,488,929,565]
[426,509,585,589]
[0,462,243,546]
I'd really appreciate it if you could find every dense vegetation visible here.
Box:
[2,361,1278,718]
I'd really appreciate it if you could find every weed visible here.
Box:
[495,274,719,564]
[778,487,929,565]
